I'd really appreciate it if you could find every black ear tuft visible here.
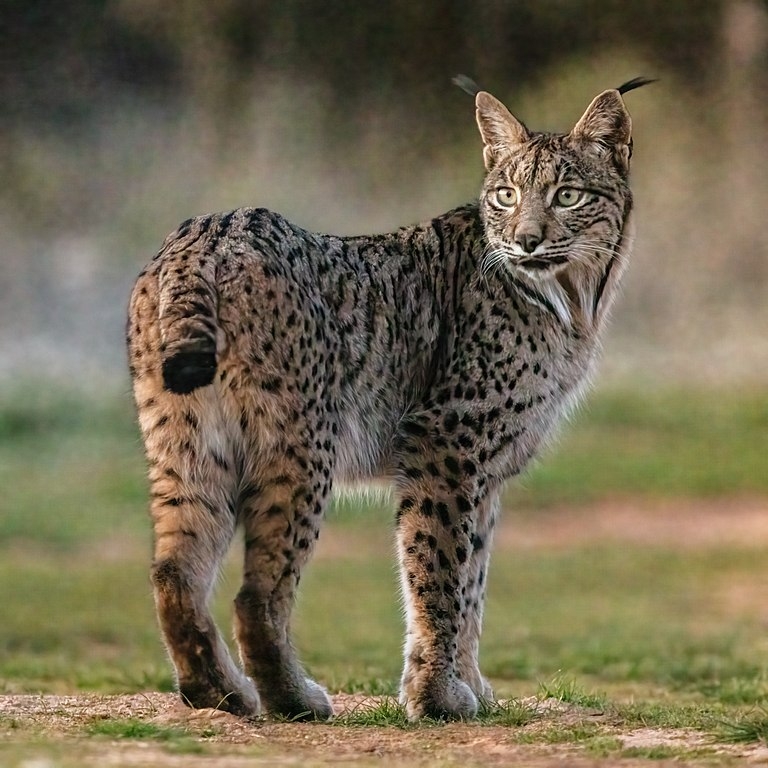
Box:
[616,77,658,96]
[453,74,481,97]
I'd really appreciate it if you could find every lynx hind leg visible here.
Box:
[234,451,334,721]
[138,387,259,716]
[396,476,484,720]
[455,492,499,705]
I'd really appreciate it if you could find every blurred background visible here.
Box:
[0,0,767,704]
[2,0,767,388]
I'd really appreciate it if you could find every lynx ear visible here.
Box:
[570,89,633,172]
[475,91,530,170]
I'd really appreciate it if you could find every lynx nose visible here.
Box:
[515,230,543,254]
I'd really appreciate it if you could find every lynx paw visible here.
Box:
[459,666,495,703]
[402,675,479,721]
[262,676,333,721]
[178,678,260,718]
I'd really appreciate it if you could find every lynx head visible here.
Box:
[475,79,650,328]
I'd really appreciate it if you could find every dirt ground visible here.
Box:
[3,498,768,767]
[2,690,767,767]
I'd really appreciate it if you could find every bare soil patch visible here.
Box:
[499,496,768,551]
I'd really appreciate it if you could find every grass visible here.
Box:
[1,384,765,550]
[86,718,189,741]
[1,384,767,762]
[332,697,413,728]
[332,697,539,729]
[718,708,768,743]
[509,387,768,504]
[537,673,609,710]
[84,719,213,756]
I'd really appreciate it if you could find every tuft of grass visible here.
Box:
[537,673,608,710]
[333,697,413,728]
[584,735,624,757]
[718,708,768,743]
[477,698,539,727]
[332,696,539,729]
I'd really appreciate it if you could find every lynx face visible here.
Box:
[475,90,634,325]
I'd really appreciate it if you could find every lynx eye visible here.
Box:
[554,187,583,208]
[494,187,518,208]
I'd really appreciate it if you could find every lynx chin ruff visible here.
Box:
[127,79,648,721]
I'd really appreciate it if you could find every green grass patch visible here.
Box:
[718,708,768,743]
[4,535,768,707]
[618,700,724,730]
[86,718,187,740]
[0,387,146,550]
[508,386,768,505]
[620,745,708,760]
[0,556,172,694]
[537,673,608,710]
[584,735,624,757]
[333,697,413,728]
[481,546,768,698]
[515,721,602,745]
[332,697,538,728]
[478,698,539,727]
[1,385,765,551]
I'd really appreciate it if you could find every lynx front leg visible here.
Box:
[396,477,482,720]
[455,491,499,704]
[234,457,334,721]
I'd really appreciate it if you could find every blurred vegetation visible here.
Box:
[1,9,765,748]
[2,1,767,386]
[0,388,766,704]
[0,386,765,553]
[4,0,725,127]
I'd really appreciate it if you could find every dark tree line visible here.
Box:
[3,0,736,130]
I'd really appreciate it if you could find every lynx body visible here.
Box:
[127,81,645,720]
